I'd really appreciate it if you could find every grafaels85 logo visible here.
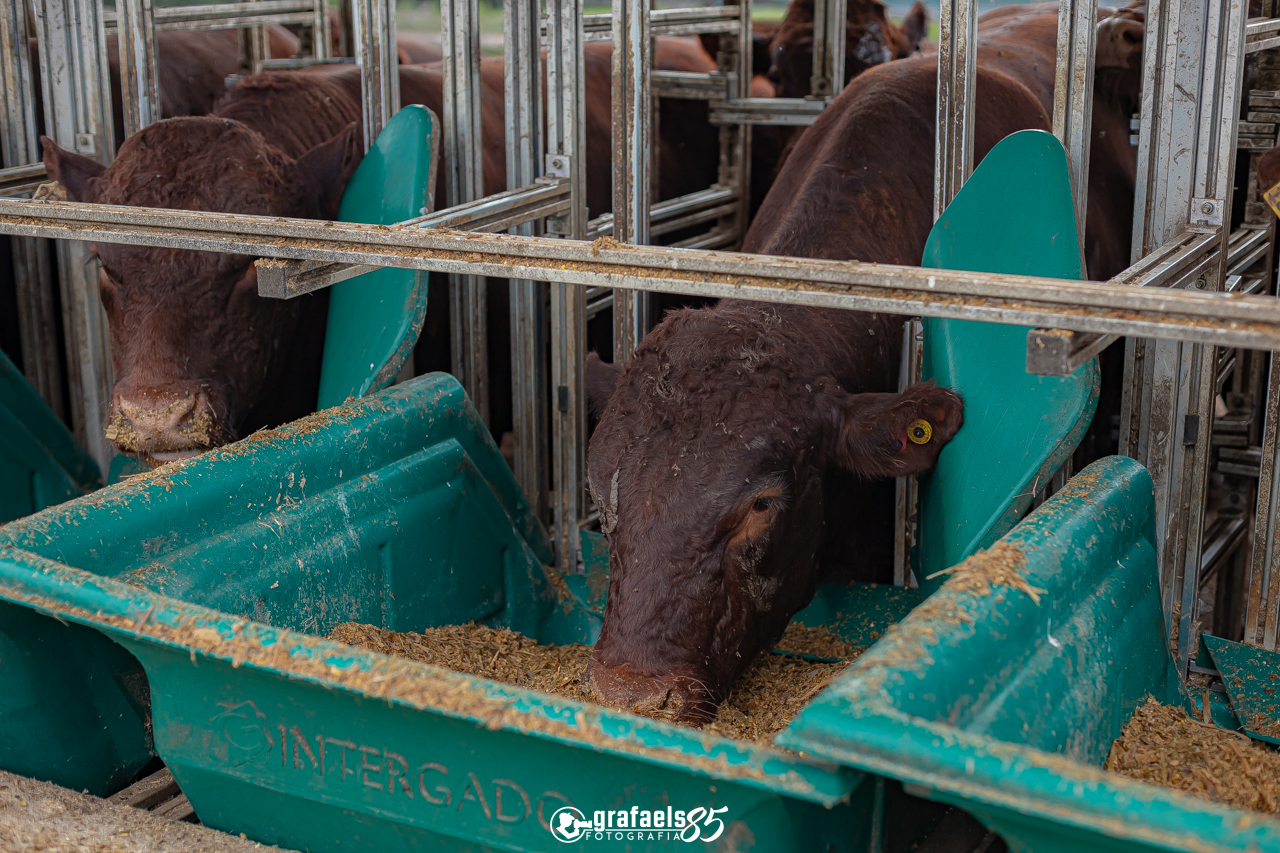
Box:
[548,805,729,843]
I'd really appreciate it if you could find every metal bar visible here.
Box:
[1051,0,1098,245]
[578,6,740,41]
[650,70,734,100]
[708,97,827,126]
[546,0,587,570]
[116,0,160,135]
[311,0,328,59]
[934,0,977,219]
[1246,34,1280,51]
[1246,15,1280,35]
[104,0,319,26]
[32,0,115,473]
[610,0,650,363]
[352,0,397,146]
[1025,229,1219,375]
[1026,329,1116,376]
[809,0,846,99]
[1124,0,1248,675]
[10,201,1280,345]
[121,11,317,33]
[441,0,487,424]
[0,0,63,415]
[1247,350,1280,648]
[238,0,271,76]
[506,0,549,522]
[587,184,735,238]
[256,180,569,296]
[894,318,923,587]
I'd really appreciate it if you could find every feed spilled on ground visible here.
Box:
[328,621,861,742]
[1106,696,1280,813]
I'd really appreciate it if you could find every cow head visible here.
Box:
[42,117,361,465]
[583,307,962,723]
[766,0,928,99]
[1095,2,1145,113]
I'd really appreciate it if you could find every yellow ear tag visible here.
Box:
[1266,180,1280,221]
[908,419,932,445]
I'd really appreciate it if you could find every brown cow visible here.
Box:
[35,37,748,464]
[38,65,493,464]
[582,5,1144,724]
[25,27,301,153]
[766,0,929,99]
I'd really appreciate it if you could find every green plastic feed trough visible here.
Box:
[782,457,1280,853]
[0,373,909,852]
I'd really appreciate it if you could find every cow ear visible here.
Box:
[585,352,623,417]
[899,1,929,55]
[41,136,105,202]
[295,122,363,220]
[823,381,964,479]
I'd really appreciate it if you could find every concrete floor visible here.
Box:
[0,770,289,853]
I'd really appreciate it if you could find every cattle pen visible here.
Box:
[2,0,1280,847]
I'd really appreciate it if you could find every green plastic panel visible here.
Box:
[0,374,885,851]
[0,350,101,523]
[1203,634,1280,745]
[781,457,1280,852]
[317,105,438,408]
[917,130,1099,595]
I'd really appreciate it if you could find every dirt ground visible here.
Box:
[0,771,290,853]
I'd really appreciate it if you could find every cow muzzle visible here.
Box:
[106,385,229,466]
[587,658,717,725]
[1096,15,1143,70]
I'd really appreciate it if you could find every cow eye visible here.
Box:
[752,497,774,512]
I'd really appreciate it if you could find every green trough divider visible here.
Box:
[917,129,1099,595]
[1203,634,1280,744]
[0,374,893,851]
[0,349,101,524]
[781,456,1280,852]
[317,104,438,409]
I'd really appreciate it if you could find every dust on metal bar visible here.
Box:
[651,70,735,100]
[709,97,827,126]
[1025,229,1220,375]
[579,5,741,41]
[259,178,569,297]
[587,185,735,238]
[7,199,1280,347]
[0,163,46,199]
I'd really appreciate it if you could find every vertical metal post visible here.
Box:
[505,0,548,522]
[934,0,977,220]
[894,318,923,587]
[441,0,488,422]
[1052,0,1099,245]
[611,0,649,363]
[310,0,330,59]
[1247,353,1280,648]
[1124,0,1246,675]
[352,0,398,146]
[547,0,587,569]
[116,0,159,136]
[238,4,271,76]
[1,0,62,417]
[33,0,116,473]
[809,0,847,99]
